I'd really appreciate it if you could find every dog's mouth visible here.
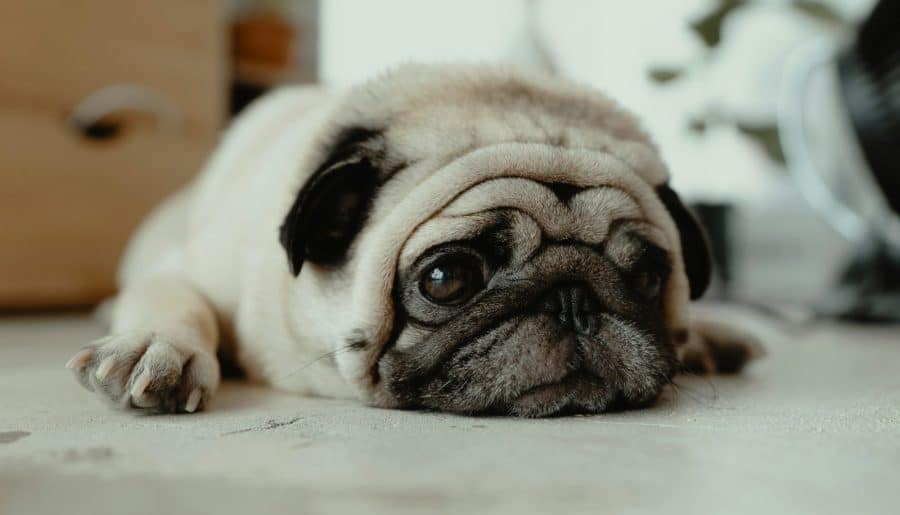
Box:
[376,307,674,417]
[514,377,577,408]
[509,371,611,417]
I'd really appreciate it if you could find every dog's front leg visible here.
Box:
[66,276,221,413]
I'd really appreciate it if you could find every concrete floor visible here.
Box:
[1,311,898,515]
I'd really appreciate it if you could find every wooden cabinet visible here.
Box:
[0,0,225,308]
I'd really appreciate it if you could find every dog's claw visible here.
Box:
[95,356,116,380]
[130,371,151,398]
[185,388,202,413]
[65,348,94,370]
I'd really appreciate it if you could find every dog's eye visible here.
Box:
[420,255,484,305]
[634,271,663,300]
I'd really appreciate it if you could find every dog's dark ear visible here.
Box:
[655,184,712,299]
[279,128,382,276]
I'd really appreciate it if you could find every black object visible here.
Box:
[819,240,900,322]
[837,0,900,217]
[827,0,900,322]
[72,118,122,141]
[230,80,268,117]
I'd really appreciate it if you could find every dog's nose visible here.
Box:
[541,283,601,336]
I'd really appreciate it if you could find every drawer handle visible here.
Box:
[69,84,183,142]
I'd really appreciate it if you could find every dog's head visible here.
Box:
[279,65,710,416]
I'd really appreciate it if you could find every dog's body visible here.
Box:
[67,64,758,416]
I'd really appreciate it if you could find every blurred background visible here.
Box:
[2,0,898,322]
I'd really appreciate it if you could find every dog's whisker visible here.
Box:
[668,373,719,407]
[276,343,359,381]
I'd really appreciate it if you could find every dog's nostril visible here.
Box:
[541,283,600,335]
[541,295,562,314]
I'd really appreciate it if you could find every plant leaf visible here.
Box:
[792,0,844,25]
[737,123,785,164]
[648,67,685,84]
[690,0,747,48]
[688,118,708,134]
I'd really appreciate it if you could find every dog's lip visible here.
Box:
[514,371,591,405]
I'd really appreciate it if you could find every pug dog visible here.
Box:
[66,64,760,417]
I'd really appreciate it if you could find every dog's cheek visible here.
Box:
[582,315,673,406]
[415,339,507,413]
[373,351,423,408]
[422,316,573,413]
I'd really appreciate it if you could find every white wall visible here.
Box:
[320,0,534,87]
[318,0,877,201]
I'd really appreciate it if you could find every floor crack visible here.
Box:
[221,416,302,436]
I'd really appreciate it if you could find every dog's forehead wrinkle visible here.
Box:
[398,210,518,271]
[404,179,644,260]
[603,219,672,271]
[399,214,664,289]
[401,211,650,278]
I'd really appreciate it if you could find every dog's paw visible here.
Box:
[678,320,765,375]
[65,330,220,413]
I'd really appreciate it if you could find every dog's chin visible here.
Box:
[508,371,664,417]
[509,372,609,417]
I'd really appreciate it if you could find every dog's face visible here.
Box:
[279,65,711,416]
[384,211,677,416]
